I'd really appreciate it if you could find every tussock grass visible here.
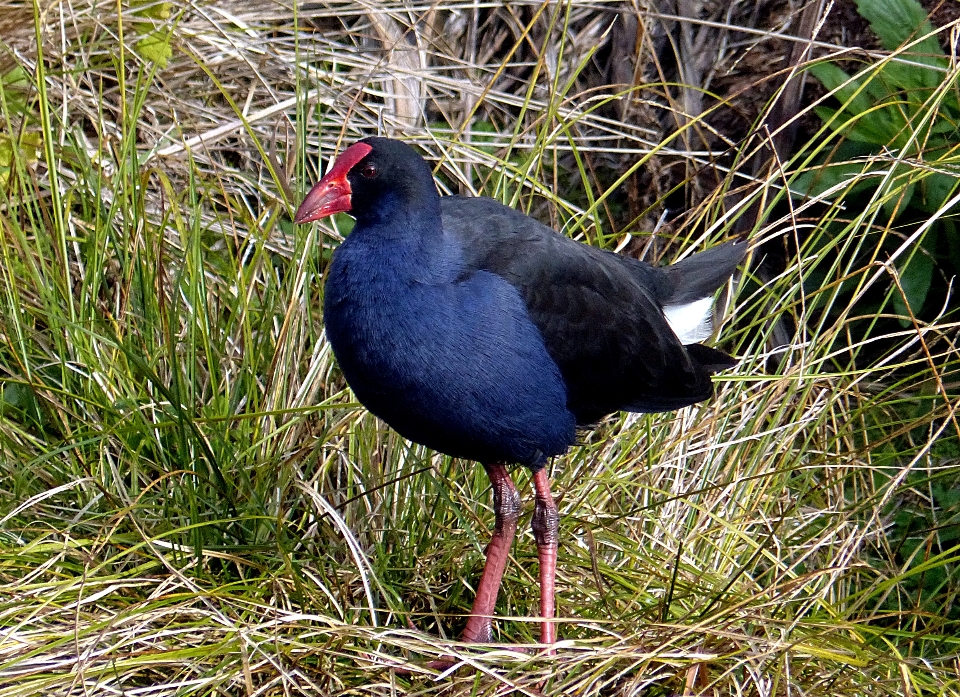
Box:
[0,1,958,695]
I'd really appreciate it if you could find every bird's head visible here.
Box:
[294,137,439,226]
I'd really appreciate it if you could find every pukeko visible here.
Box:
[295,136,746,648]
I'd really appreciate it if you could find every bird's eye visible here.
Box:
[360,162,378,179]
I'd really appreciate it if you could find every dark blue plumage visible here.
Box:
[300,137,744,468]
[323,208,575,468]
[294,136,747,649]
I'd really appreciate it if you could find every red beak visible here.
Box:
[294,142,374,224]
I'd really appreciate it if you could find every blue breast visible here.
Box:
[323,226,576,469]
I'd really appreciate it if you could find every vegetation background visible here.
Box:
[0,0,958,694]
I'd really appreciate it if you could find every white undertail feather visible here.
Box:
[663,297,713,344]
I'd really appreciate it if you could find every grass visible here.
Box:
[1,1,959,695]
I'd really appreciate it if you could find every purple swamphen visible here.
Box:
[295,137,746,648]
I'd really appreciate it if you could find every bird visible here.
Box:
[294,136,746,649]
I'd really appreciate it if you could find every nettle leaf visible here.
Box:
[945,221,960,270]
[794,160,877,199]
[930,117,960,136]
[856,0,947,89]
[813,105,896,145]
[882,179,915,220]
[0,382,47,431]
[883,61,943,92]
[855,0,944,56]
[854,68,899,103]
[809,63,919,146]
[893,247,934,323]
[810,64,897,119]
[919,172,960,213]
[794,140,881,197]
[809,63,874,113]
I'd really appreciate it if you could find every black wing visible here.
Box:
[441,196,723,424]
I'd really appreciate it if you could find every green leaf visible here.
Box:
[809,63,868,110]
[0,131,41,185]
[1,382,47,431]
[855,0,947,88]
[136,28,173,68]
[793,141,880,197]
[855,0,944,56]
[1,64,37,118]
[134,0,172,20]
[929,116,960,136]
[918,172,959,213]
[881,179,915,221]
[469,120,501,155]
[813,105,897,146]
[945,220,960,270]
[893,247,934,322]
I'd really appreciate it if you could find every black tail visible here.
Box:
[663,239,749,305]
[685,343,738,373]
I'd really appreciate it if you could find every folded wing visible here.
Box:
[441,197,744,424]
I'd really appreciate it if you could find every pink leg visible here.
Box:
[531,469,559,647]
[461,463,522,643]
